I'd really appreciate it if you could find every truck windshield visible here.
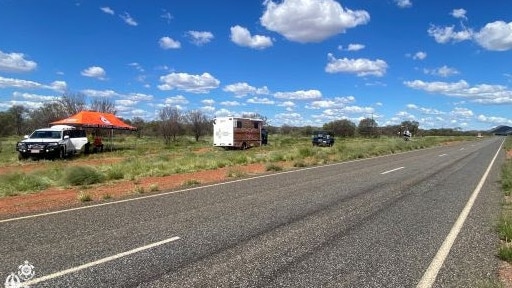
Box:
[30,131,61,139]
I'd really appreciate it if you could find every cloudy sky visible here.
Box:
[1,0,512,130]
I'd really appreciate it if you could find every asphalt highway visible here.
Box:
[0,137,506,287]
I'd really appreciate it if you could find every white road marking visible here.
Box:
[0,143,469,224]
[459,148,465,151]
[23,236,180,286]
[416,139,504,288]
[381,167,405,175]
[438,154,447,157]
[0,148,427,224]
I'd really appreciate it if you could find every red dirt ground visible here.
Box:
[0,161,268,218]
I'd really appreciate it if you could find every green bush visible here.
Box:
[266,163,282,171]
[498,245,512,262]
[106,168,124,180]
[0,173,51,197]
[502,161,512,193]
[497,217,512,241]
[298,147,314,157]
[63,166,105,186]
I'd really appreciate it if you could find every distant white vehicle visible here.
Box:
[403,130,412,141]
[213,117,263,150]
[15,125,88,160]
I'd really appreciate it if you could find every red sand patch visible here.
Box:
[0,163,267,218]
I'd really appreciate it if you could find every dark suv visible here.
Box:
[312,131,335,147]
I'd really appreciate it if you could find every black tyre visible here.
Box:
[59,147,65,159]
[18,153,29,160]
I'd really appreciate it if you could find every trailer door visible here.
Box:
[213,117,234,147]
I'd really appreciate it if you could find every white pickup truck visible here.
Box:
[15,125,88,160]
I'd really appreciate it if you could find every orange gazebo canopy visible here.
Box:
[50,111,137,130]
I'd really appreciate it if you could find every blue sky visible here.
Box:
[1,0,512,130]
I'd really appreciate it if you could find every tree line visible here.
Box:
[272,118,482,138]
[0,92,213,143]
[0,92,482,142]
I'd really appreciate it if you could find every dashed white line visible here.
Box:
[416,139,504,288]
[438,154,448,157]
[23,236,181,286]
[381,167,405,175]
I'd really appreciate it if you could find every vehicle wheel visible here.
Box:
[59,147,65,159]
[18,153,29,160]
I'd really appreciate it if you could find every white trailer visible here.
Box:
[213,117,263,149]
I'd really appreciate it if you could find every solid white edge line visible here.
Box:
[381,166,405,175]
[23,236,180,286]
[0,147,425,224]
[416,139,505,288]
[0,141,479,224]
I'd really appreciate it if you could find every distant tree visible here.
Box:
[0,111,10,136]
[27,102,68,131]
[7,105,29,136]
[280,124,293,135]
[90,97,117,114]
[159,106,183,144]
[380,124,401,137]
[358,117,378,137]
[300,125,315,137]
[131,117,146,138]
[59,91,87,116]
[241,112,269,126]
[186,110,210,142]
[400,120,419,136]
[323,119,356,137]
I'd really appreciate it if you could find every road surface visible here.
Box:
[0,137,506,287]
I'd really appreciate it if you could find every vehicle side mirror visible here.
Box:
[23,135,29,139]
[64,135,70,140]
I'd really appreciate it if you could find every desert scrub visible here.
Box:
[293,160,307,167]
[77,191,92,202]
[499,244,512,262]
[298,147,314,157]
[265,163,282,171]
[497,216,512,241]
[502,161,512,196]
[226,168,246,178]
[0,173,51,197]
[63,166,105,186]
[182,179,201,187]
[149,183,159,192]
[134,185,145,194]
[105,167,124,180]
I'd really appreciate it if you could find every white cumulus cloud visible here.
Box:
[474,21,512,51]
[325,54,387,77]
[230,26,273,49]
[159,37,181,49]
[81,66,106,80]
[158,72,220,93]
[187,31,214,46]
[260,0,369,43]
[0,50,37,73]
